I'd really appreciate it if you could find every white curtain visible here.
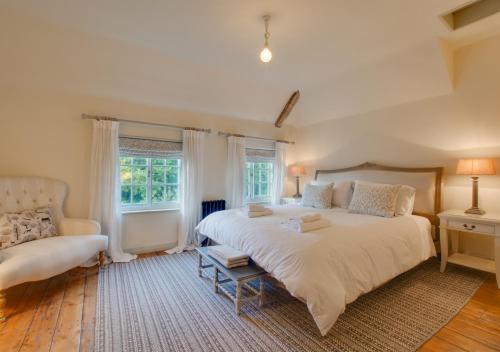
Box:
[89,120,137,263]
[272,142,288,205]
[168,129,205,253]
[226,136,246,209]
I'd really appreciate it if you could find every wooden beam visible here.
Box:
[275,90,300,128]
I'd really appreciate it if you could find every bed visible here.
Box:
[195,162,443,336]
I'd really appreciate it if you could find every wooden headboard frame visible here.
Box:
[314,162,443,226]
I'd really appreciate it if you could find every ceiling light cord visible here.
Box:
[263,16,270,47]
[260,15,273,63]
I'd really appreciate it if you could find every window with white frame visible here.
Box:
[119,136,182,211]
[244,147,275,203]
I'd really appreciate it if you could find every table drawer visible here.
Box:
[448,219,495,234]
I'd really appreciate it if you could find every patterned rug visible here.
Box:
[95,252,487,352]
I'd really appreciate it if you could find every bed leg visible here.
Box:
[0,290,6,322]
[98,251,105,267]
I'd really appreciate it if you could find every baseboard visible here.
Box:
[125,242,177,254]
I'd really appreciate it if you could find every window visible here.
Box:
[245,161,273,202]
[120,157,181,211]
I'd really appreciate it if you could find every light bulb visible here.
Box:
[260,47,272,63]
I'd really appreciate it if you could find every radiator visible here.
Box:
[201,199,226,219]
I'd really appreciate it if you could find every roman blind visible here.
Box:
[245,148,275,162]
[245,139,276,162]
[119,136,182,158]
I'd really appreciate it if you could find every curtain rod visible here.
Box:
[217,131,295,145]
[119,134,182,143]
[81,114,211,133]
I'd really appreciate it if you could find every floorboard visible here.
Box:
[0,253,498,352]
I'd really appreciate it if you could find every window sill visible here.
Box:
[122,208,180,215]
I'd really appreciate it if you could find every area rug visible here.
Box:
[95,252,487,352]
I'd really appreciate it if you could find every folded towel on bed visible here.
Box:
[289,212,322,223]
[247,203,268,212]
[239,209,273,218]
[281,218,331,233]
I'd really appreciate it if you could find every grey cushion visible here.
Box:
[348,181,401,217]
[301,184,334,209]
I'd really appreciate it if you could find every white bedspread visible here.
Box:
[195,205,436,336]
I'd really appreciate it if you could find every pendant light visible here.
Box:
[260,15,272,63]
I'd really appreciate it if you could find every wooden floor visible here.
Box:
[0,252,499,352]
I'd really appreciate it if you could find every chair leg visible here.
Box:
[98,251,105,267]
[0,290,6,322]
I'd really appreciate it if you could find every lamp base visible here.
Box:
[293,193,302,198]
[465,207,486,215]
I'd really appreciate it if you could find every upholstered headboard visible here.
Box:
[0,177,67,225]
[315,162,443,225]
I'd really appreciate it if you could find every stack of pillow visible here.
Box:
[300,180,416,218]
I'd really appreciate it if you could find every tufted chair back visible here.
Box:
[0,177,67,228]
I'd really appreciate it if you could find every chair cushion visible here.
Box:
[0,235,108,290]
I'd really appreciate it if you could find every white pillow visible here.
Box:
[395,185,416,216]
[348,181,401,218]
[311,180,353,208]
[301,183,334,209]
[333,180,354,208]
[310,180,335,205]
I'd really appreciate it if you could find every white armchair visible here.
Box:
[0,177,108,321]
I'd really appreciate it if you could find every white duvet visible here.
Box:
[195,205,436,336]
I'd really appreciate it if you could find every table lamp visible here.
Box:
[289,165,306,198]
[456,158,496,215]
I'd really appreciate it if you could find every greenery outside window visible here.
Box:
[120,157,181,211]
[245,161,273,203]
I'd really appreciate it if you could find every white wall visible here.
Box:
[293,34,500,259]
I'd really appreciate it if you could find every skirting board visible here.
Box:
[125,241,177,254]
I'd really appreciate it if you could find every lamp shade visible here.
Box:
[456,159,496,176]
[289,165,306,177]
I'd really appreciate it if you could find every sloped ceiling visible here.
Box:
[2,0,500,126]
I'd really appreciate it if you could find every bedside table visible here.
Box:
[438,210,500,288]
[281,197,302,205]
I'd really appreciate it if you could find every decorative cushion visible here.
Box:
[301,184,334,209]
[332,180,354,208]
[395,185,416,216]
[0,207,57,249]
[348,181,401,217]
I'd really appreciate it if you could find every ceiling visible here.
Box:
[2,0,500,126]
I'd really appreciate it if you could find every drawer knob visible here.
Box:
[462,224,476,230]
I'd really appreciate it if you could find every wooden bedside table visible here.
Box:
[438,210,500,288]
[281,197,302,205]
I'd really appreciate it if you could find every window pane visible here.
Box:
[121,185,131,205]
[152,166,165,183]
[152,159,166,166]
[166,159,178,166]
[132,157,147,165]
[166,168,178,183]
[261,183,268,195]
[120,166,132,184]
[152,185,165,203]
[165,185,178,201]
[121,157,132,166]
[132,166,147,184]
[132,186,147,204]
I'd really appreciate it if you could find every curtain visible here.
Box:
[271,142,288,205]
[168,129,205,253]
[226,136,246,209]
[89,120,137,263]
